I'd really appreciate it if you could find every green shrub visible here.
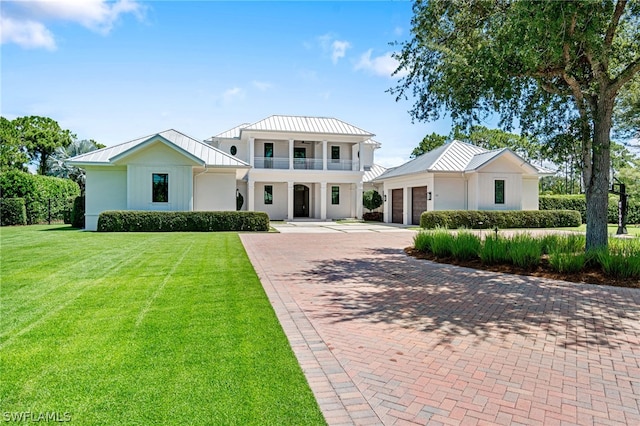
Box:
[420,210,581,229]
[0,198,27,226]
[430,228,454,257]
[71,196,85,229]
[595,239,640,279]
[363,190,383,212]
[0,170,80,224]
[413,230,434,253]
[479,235,510,265]
[451,230,481,260]
[540,194,640,225]
[97,211,270,232]
[549,252,586,274]
[508,233,542,269]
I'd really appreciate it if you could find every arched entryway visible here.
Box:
[294,184,309,217]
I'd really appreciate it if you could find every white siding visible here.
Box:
[467,174,479,210]
[194,171,236,211]
[84,166,127,231]
[433,175,466,210]
[476,173,522,210]
[127,165,193,211]
[215,138,248,163]
[522,177,539,210]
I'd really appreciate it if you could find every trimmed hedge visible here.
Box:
[97,210,270,232]
[0,198,27,226]
[539,194,640,224]
[420,210,582,229]
[0,170,80,224]
[71,196,85,229]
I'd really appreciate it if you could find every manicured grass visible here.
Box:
[1,226,325,425]
[557,223,640,236]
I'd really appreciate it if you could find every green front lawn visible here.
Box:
[557,224,640,236]
[1,226,324,425]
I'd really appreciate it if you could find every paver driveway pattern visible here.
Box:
[240,232,640,425]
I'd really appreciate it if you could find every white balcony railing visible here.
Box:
[254,157,358,171]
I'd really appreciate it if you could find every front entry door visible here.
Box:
[294,184,309,217]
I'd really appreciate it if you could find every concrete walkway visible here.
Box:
[270,221,416,234]
[240,232,640,425]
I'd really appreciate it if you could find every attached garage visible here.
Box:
[411,186,428,225]
[392,188,403,224]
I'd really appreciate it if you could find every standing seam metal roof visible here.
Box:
[67,129,249,167]
[238,115,374,136]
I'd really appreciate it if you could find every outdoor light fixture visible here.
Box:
[384,194,387,202]
[427,192,432,200]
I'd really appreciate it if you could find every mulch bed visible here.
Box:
[405,247,639,289]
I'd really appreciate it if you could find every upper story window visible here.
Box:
[331,146,340,161]
[230,145,237,155]
[152,173,169,203]
[264,143,274,169]
[495,179,505,204]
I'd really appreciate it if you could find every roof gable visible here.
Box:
[68,129,249,168]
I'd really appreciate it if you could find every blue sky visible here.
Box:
[1,0,461,167]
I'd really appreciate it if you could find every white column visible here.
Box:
[359,143,364,171]
[322,140,327,171]
[403,186,410,225]
[289,139,294,170]
[383,188,390,223]
[355,181,364,219]
[247,180,255,212]
[287,181,294,220]
[320,182,327,220]
[248,137,255,167]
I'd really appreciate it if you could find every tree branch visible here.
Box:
[604,0,627,51]
[609,56,640,94]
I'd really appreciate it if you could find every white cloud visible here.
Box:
[317,33,351,64]
[1,0,145,49]
[0,16,56,50]
[331,40,351,64]
[252,81,272,91]
[354,49,408,78]
[222,87,245,103]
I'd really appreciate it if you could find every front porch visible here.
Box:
[245,180,364,221]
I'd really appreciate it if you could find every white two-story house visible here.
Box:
[207,115,381,221]
[68,115,383,230]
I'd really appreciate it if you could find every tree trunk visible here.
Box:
[584,97,614,252]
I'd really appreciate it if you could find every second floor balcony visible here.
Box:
[254,157,358,171]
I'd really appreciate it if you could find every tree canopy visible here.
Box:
[392,0,640,250]
[13,116,74,175]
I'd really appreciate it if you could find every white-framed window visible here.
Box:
[152,173,169,203]
[494,179,505,204]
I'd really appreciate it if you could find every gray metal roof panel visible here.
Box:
[243,115,374,137]
[68,129,249,167]
[363,164,387,182]
[212,123,250,139]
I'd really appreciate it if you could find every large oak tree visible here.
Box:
[391,0,640,251]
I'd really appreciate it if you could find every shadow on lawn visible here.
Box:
[298,247,640,350]
[39,226,82,231]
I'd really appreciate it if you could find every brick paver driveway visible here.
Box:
[240,232,640,425]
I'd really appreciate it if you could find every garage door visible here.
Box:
[412,186,428,225]
[392,189,403,224]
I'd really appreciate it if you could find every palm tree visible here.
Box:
[48,139,102,193]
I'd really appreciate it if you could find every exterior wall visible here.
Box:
[236,180,248,211]
[476,172,522,210]
[360,144,375,168]
[84,166,127,231]
[127,164,193,211]
[467,173,479,210]
[521,177,540,210]
[381,173,435,225]
[193,170,236,211]
[326,183,353,218]
[255,182,288,220]
[214,138,248,163]
[433,175,466,210]
[122,142,198,212]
